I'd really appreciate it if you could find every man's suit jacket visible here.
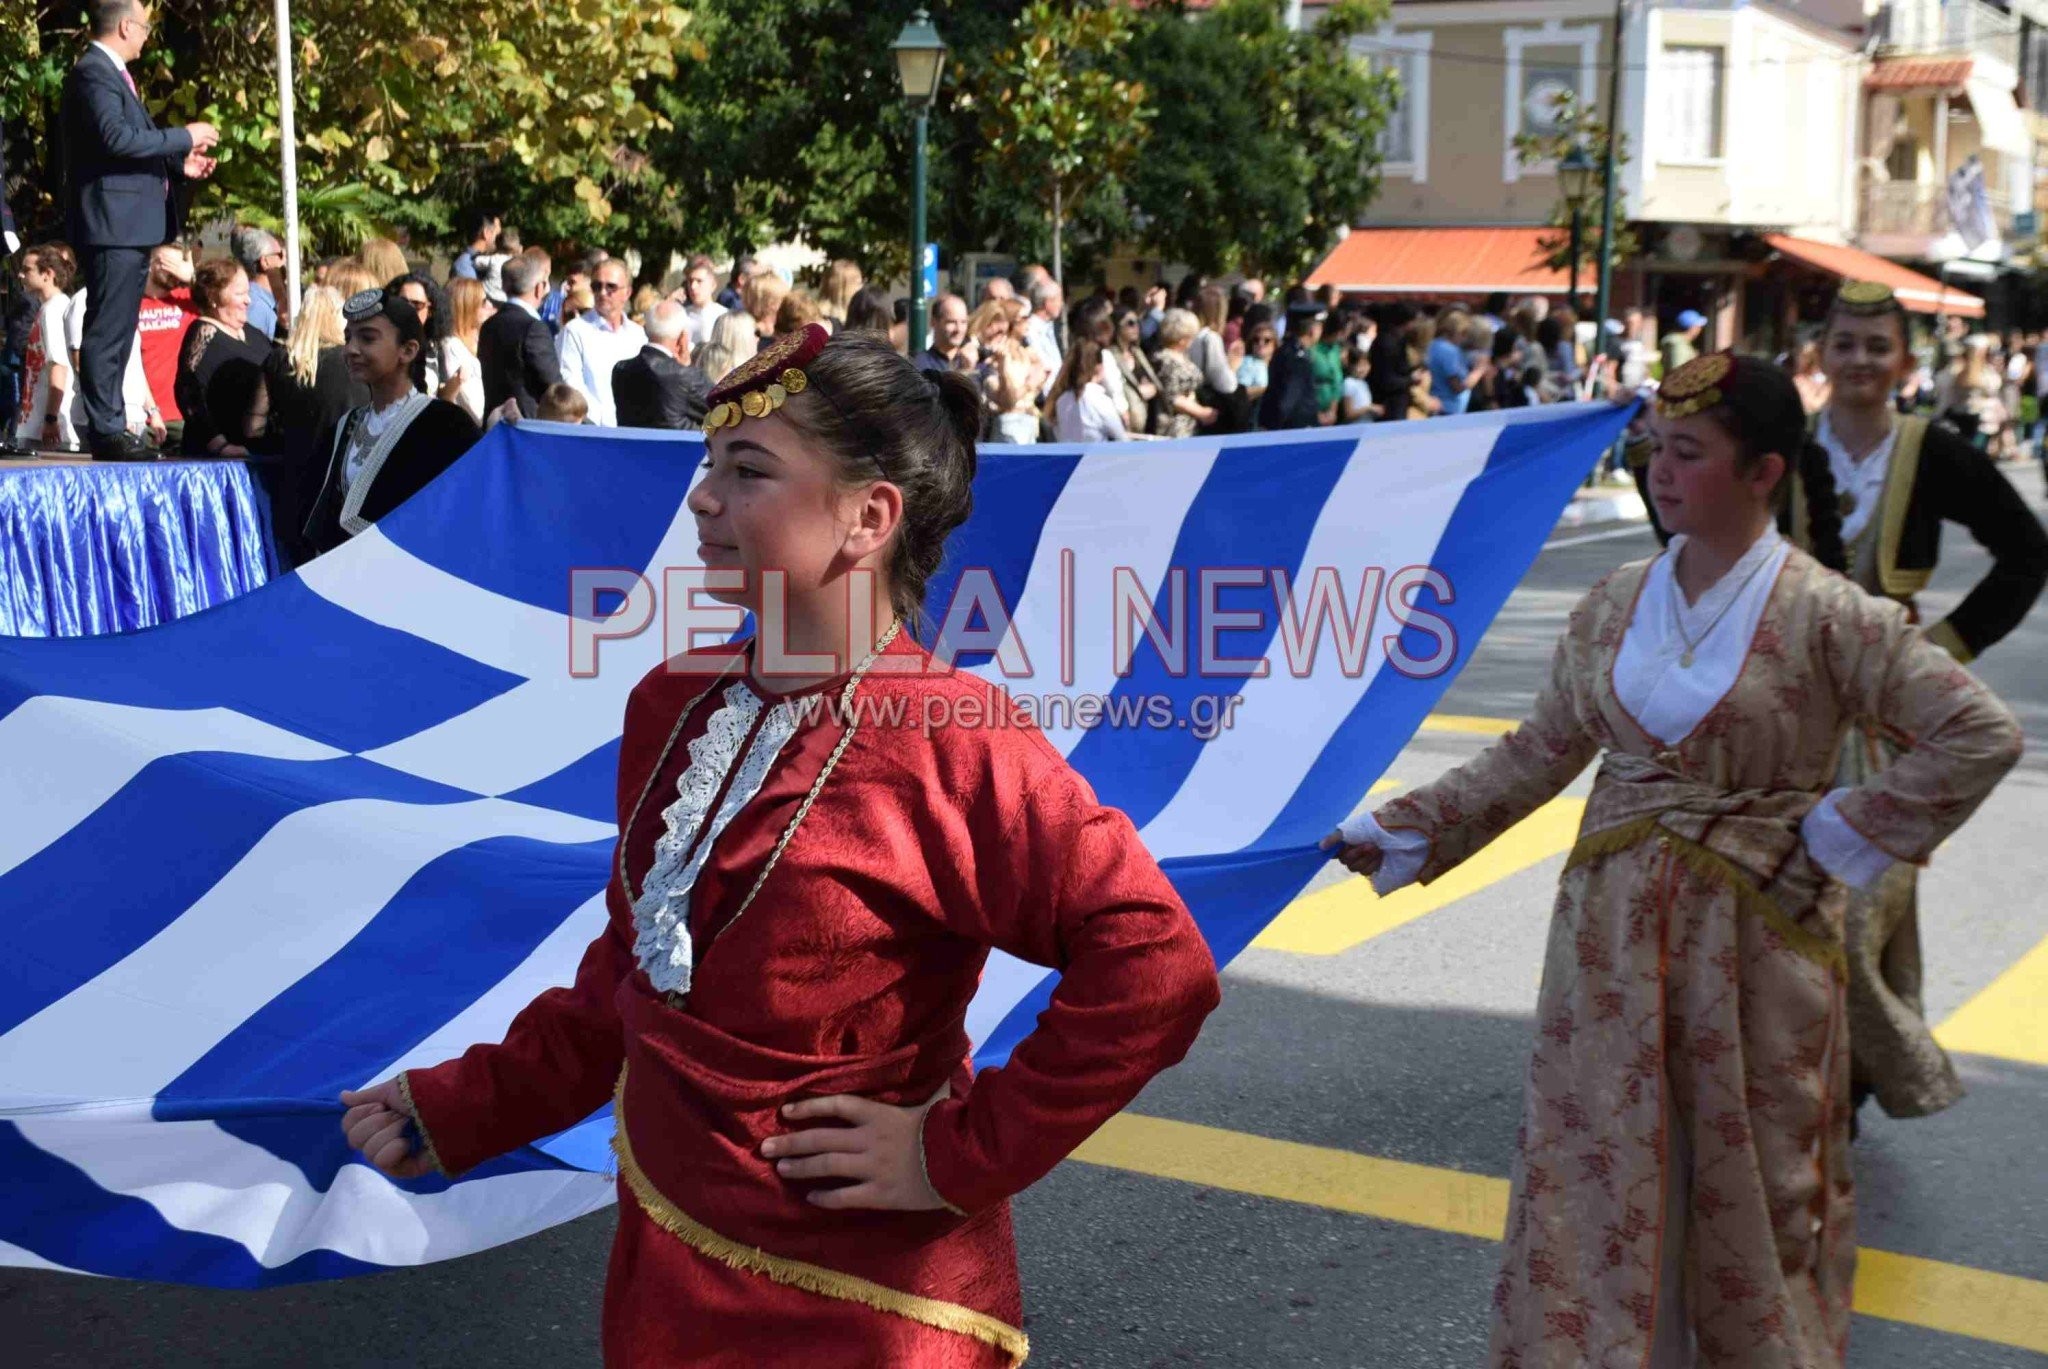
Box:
[612,346,711,430]
[59,45,191,249]
[479,303,562,418]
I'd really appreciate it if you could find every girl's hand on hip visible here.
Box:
[764,1088,950,1212]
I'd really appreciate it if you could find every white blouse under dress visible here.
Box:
[1342,527,1893,895]
[1054,383,1129,443]
[1815,412,1895,546]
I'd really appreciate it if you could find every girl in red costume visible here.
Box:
[340,324,1221,1367]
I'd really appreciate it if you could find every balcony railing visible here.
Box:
[1878,0,2021,69]
[1861,180,2014,239]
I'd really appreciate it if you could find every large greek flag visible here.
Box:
[0,403,1632,1285]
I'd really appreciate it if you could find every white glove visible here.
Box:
[1328,810,1430,897]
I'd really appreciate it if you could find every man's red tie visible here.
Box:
[119,65,174,194]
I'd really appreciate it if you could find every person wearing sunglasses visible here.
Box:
[555,256,646,426]
[388,271,469,411]
[1109,308,1162,434]
[1237,321,1278,415]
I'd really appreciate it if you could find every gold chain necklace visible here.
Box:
[1668,550,1771,669]
[617,620,905,999]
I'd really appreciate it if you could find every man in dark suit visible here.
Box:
[60,1,218,460]
[612,300,710,430]
[480,251,561,419]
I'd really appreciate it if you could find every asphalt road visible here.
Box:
[4,467,2044,1368]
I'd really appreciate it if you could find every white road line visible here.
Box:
[1544,523,1654,551]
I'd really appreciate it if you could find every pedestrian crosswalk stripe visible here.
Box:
[1254,797,1585,955]
[1069,1112,2048,1355]
[1933,929,2048,1067]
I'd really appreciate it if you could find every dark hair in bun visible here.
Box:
[781,331,979,627]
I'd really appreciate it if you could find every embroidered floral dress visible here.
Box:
[400,629,1221,1367]
[1354,544,2019,1367]
[1153,348,1203,440]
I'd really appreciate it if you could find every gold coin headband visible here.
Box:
[1655,350,1735,419]
[703,322,828,433]
[1833,280,1899,317]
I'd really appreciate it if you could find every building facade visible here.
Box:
[1305,0,1989,344]
[1858,0,2033,315]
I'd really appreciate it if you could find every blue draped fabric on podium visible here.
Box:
[0,461,276,637]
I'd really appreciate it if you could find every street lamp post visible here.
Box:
[892,10,947,356]
[1591,0,1627,365]
[1558,144,1597,315]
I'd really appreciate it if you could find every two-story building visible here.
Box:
[1306,0,1985,344]
[1857,0,2030,317]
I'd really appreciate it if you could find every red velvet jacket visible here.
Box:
[404,630,1221,1362]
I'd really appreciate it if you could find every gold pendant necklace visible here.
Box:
[1670,551,1772,669]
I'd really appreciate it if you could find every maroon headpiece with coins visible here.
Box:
[702,322,832,433]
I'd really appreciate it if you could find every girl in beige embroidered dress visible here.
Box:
[1326,355,2022,1367]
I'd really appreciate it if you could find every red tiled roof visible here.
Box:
[1305,227,1570,295]
[1864,57,1974,92]
[1762,234,1986,317]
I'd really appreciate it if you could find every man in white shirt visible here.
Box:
[555,258,647,427]
[676,255,727,350]
[1021,271,1064,398]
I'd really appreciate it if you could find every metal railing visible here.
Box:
[1878,0,2021,68]
[1861,179,2014,237]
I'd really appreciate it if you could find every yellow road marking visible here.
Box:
[1073,1112,1507,1241]
[1933,931,2048,1067]
[1071,1113,2048,1355]
[1255,797,1585,954]
[1854,1249,2048,1353]
[1421,713,1519,737]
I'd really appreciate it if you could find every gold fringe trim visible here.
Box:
[394,1071,450,1178]
[610,1084,1028,1365]
[1565,817,1846,975]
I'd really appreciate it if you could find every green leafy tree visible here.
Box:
[1125,0,1394,281]
[1512,89,1639,279]
[631,1,1029,283]
[1,7,89,237]
[966,0,1151,288]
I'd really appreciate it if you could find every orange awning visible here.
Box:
[1864,56,1973,93]
[1305,227,1570,295]
[1761,234,1985,317]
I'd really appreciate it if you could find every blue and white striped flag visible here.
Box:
[0,402,1632,1285]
